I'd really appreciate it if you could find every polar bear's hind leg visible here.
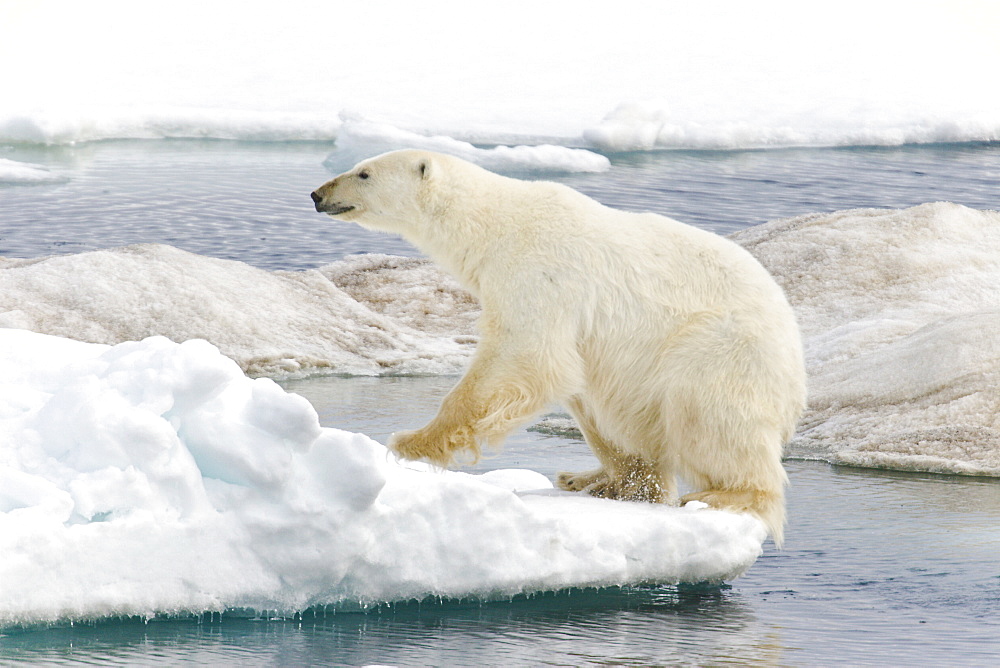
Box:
[557,396,671,503]
[681,488,786,548]
[556,467,607,492]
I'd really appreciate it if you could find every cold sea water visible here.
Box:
[2,140,999,666]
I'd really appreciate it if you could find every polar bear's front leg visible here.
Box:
[388,373,486,466]
[388,338,563,467]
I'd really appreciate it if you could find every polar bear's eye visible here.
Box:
[358,170,370,180]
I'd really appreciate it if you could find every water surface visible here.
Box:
[3,140,998,269]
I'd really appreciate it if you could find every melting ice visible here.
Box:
[0,158,67,185]
[0,251,479,377]
[734,202,1000,474]
[326,119,610,174]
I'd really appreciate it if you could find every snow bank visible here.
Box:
[0,247,478,377]
[582,102,1000,152]
[326,118,609,175]
[2,3,998,149]
[733,203,1000,474]
[0,108,342,145]
[0,330,764,626]
[0,158,67,185]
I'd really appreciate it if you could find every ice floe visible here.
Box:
[0,330,764,626]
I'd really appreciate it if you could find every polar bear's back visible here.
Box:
[396,150,805,430]
[515,181,794,326]
[510,183,806,443]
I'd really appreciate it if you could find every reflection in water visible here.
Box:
[1,586,781,667]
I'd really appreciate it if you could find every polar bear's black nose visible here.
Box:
[310,191,322,206]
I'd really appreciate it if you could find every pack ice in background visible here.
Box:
[1,0,999,648]
[2,1,998,150]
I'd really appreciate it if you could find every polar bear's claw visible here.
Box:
[556,468,607,492]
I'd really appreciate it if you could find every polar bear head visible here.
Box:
[311,149,443,236]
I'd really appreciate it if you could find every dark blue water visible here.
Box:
[2,140,999,665]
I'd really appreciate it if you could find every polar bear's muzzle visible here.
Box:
[310,190,355,216]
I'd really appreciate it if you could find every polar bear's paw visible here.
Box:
[557,466,665,503]
[680,488,785,548]
[556,467,608,492]
[593,472,665,503]
[680,488,774,515]
[388,427,479,467]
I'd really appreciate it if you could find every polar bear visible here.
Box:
[311,150,806,545]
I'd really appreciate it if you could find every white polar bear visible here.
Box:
[312,150,806,546]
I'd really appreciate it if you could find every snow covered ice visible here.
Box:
[0,158,66,185]
[0,330,764,626]
[734,202,1000,475]
[326,119,610,175]
[2,2,998,150]
[0,249,479,377]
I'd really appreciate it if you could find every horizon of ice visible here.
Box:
[325,118,610,174]
[582,101,1000,152]
[4,203,997,477]
[2,2,998,151]
[0,107,342,146]
[0,329,765,627]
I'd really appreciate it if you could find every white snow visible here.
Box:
[1,1,997,150]
[0,330,764,627]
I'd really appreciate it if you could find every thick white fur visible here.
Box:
[312,150,806,546]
